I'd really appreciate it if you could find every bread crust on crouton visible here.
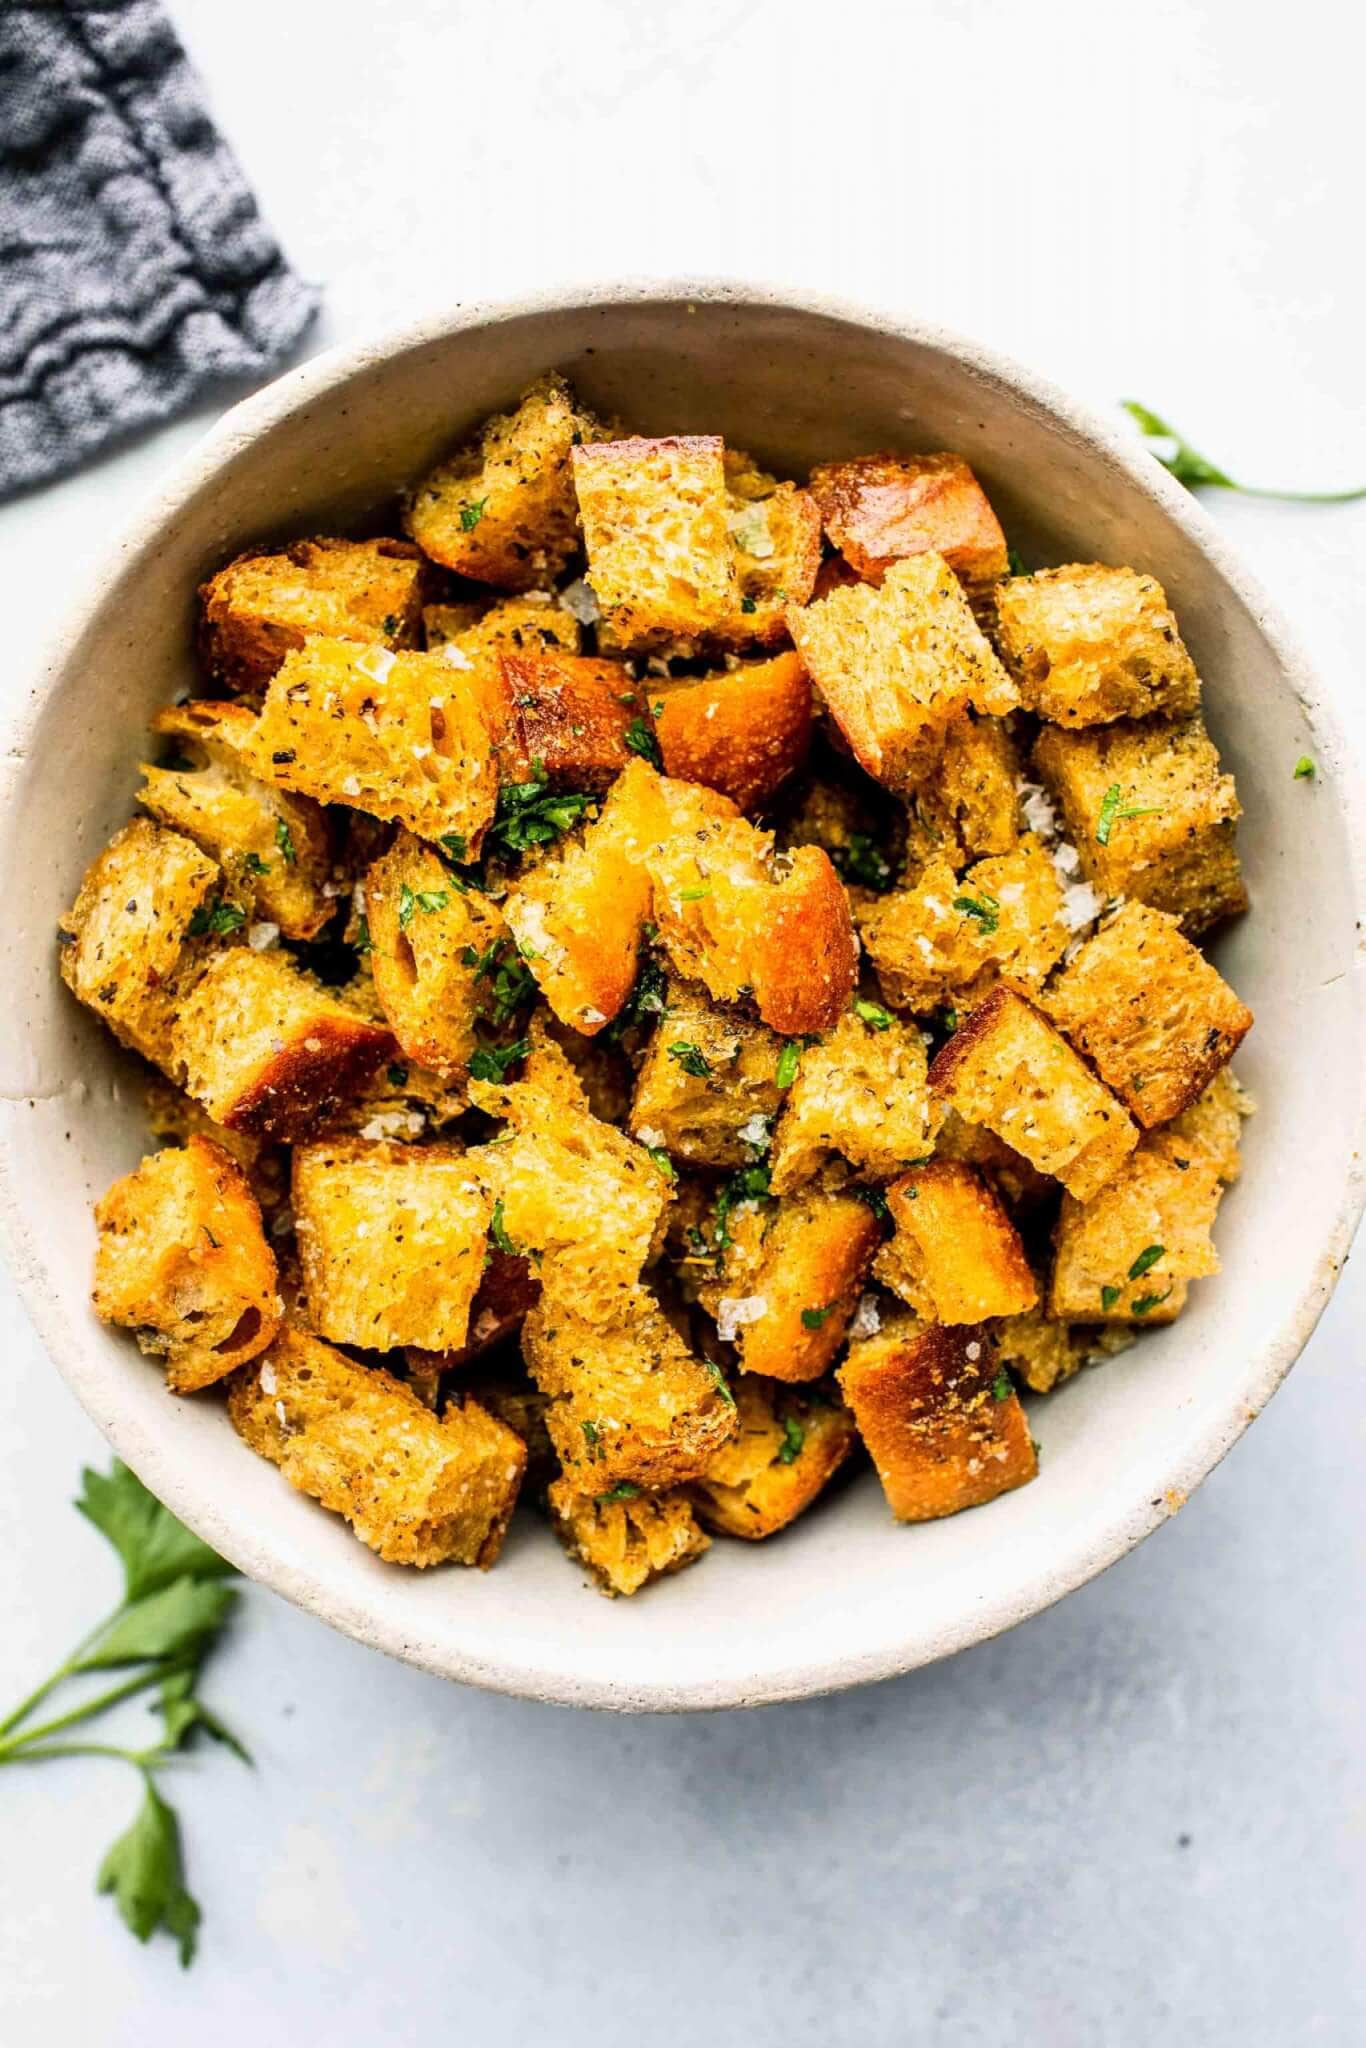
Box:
[809,452,1008,593]
[769,1006,941,1192]
[173,949,395,1140]
[405,374,591,590]
[788,552,1017,792]
[1048,1132,1223,1323]
[198,536,424,694]
[839,1314,1036,1521]
[573,435,738,652]
[423,594,583,659]
[248,638,506,851]
[93,1135,282,1391]
[406,1249,540,1379]
[630,982,784,1170]
[499,649,646,791]
[876,1162,1038,1322]
[691,1376,856,1539]
[548,1476,710,1596]
[857,835,1066,1015]
[1034,716,1246,934]
[655,651,812,813]
[995,565,1200,727]
[701,1189,881,1383]
[293,1138,492,1352]
[366,830,511,1079]
[1046,902,1252,1126]
[930,984,1138,1200]
[142,702,332,941]
[59,818,220,1073]
[229,1327,525,1567]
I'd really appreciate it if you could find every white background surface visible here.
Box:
[1,1,1363,2041]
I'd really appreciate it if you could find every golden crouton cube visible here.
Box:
[140,702,332,942]
[1049,1133,1224,1323]
[995,564,1200,727]
[701,1189,882,1383]
[501,771,655,1034]
[1033,715,1246,933]
[630,981,784,1170]
[469,1056,670,1324]
[548,1476,710,1596]
[769,1006,941,1193]
[691,1376,857,1539]
[839,1313,1036,1521]
[461,1374,555,1487]
[365,830,511,1080]
[932,1107,1053,1211]
[654,650,812,813]
[716,465,823,647]
[499,648,645,790]
[911,712,1022,868]
[93,1134,282,1392]
[292,1138,491,1352]
[1046,901,1252,1126]
[572,435,738,652]
[857,835,1066,1015]
[197,536,424,694]
[247,637,505,851]
[229,1327,525,1566]
[59,818,219,1071]
[992,1308,1134,1395]
[173,948,395,1140]
[875,1161,1038,1322]
[787,551,1017,791]
[808,451,1008,594]
[523,1286,737,1490]
[1164,1068,1253,1184]
[929,984,1138,1200]
[422,593,584,658]
[405,373,591,590]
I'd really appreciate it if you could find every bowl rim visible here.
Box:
[2,275,1362,1711]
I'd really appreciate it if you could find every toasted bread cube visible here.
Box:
[995,564,1200,727]
[469,1050,671,1323]
[409,1248,540,1376]
[318,1050,467,1144]
[875,1162,1038,1323]
[911,712,1022,868]
[247,638,505,850]
[1046,902,1252,1126]
[292,1138,491,1352]
[809,452,1008,595]
[548,1476,710,1596]
[1164,1068,1253,1184]
[197,536,424,694]
[462,1375,555,1487]
[229,1327,525,1566]
[839,1313,1035,1521]
[655,650,812,813]
[140,702,332,941]
[715,466,823,647]
[502,769,655,1034]
[365,830,510,1080]
[423,593,584,658]
[701,1189,881,1383]
[788,551,1016,792]
[858,835,1066,1015]
[573,435,738,652]
[498,648,645,790]
[523,1286,737,1490]
[691,1376,857,1539]
[173,949,394,1140]
[630,982,784,1169]
[1034,715,1245,933]
[769,1007,940,1192]
[994,1309,1135,1395]
[932,1107,1053,1210]
[59,819,219,1071]
[930,985,1138,1200]
[405,374,590,590]
[1049,1133,1224,1322]
[93,1135,282,1392]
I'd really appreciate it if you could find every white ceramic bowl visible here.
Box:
[1,283,1361,1711]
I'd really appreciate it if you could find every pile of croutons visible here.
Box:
[64,372,1254,1596]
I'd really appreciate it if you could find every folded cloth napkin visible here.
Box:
[0,1,318,498]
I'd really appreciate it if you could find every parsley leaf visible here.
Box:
[1128,1244,1166,1281]
[486,770,593,860]
[97,1776,201,1967]
[1131,1289,1173,1317]
[157,1668,249,1763]
[850,1184,894,1235]
[623,717,663,770]
[76,1462,235,1603]
[76,1579,237,1673]
[800,1305,832,1330]
[242,852,270,877]
[645,1146,676,1181]
[775,1040,803,1090]
[596,1482,641,1505]
[488,1197,523,1258]
[776,1415,805,1465]
[992,1371,1012,1402]
[1006,543,1029,576]
[952,890,1000,936]
[853,998,892,1031]
[460,498,488,531]
[678,884,712,902]
[398,883,448,930]
[1122,401,1366,502]
[353,913,373,956]
[386,1062,410,1088]
[831,832,895,892]
[1100,1284,1122,1312]
[1095,783,1164,846]
[740,594,758,614]
[606,956,667,1042]
[468,1037,531,1083]
[713,1160,773,1249]
[274,817,297,866]
[439,830,468,862]
[186,898,246,939]
[1294,756,1316,781]
[667,1040,711,1077]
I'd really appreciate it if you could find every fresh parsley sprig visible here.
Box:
[0,1461,247,1966]
[1122,402,1366,503]
[485,764,594,861]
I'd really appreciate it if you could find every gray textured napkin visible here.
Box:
[0,1,319,498]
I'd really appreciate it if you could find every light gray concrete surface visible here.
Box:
[1,1,1362,2040]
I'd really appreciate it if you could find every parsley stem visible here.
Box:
[0,1662,173,1761]
[0,1740,160,1768]
[0,1601,128,1739]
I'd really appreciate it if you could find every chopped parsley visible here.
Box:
[645,1146,676,1181]
[1131,1289,1172,1318]
[459,498,488,531]
[705,1359,736,1407]
[398,883,448,930]
[775,1040,803,1090]
[853,998,892,1031]
[438,831,468,863]
[1127,1244,1166,1281]
[678,885,712,902]
[992,1371,1012,1401]
[468,1036,531,1083]
[1100,1284,1122,1312]
[486,764,594,860]
[488,1198,523,1258]
[353,913,373,956]
[242,852,270,877]
[1006,543,1029,576]
[274,817,297,866]
[581,1419,604,1459]
[386,1063,409,1089]
[1095,783,1163,846]
[800,1305,832,1330]
[187,899,246,938]
[623,716,663,770]
[463,938,535,1026]
[1294,756,1316,781]
[667,1041,711,1078]
[740,594,758,614]
[831,832,895,892]
[596,1482,640,1505]
[776,1415,805,1464]
[713,1160,773,1250]
[607,955,668,1042]
[952,889,1000,935]
[849,1184,893,1235]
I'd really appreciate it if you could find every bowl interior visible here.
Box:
[0,289,1360,1709]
